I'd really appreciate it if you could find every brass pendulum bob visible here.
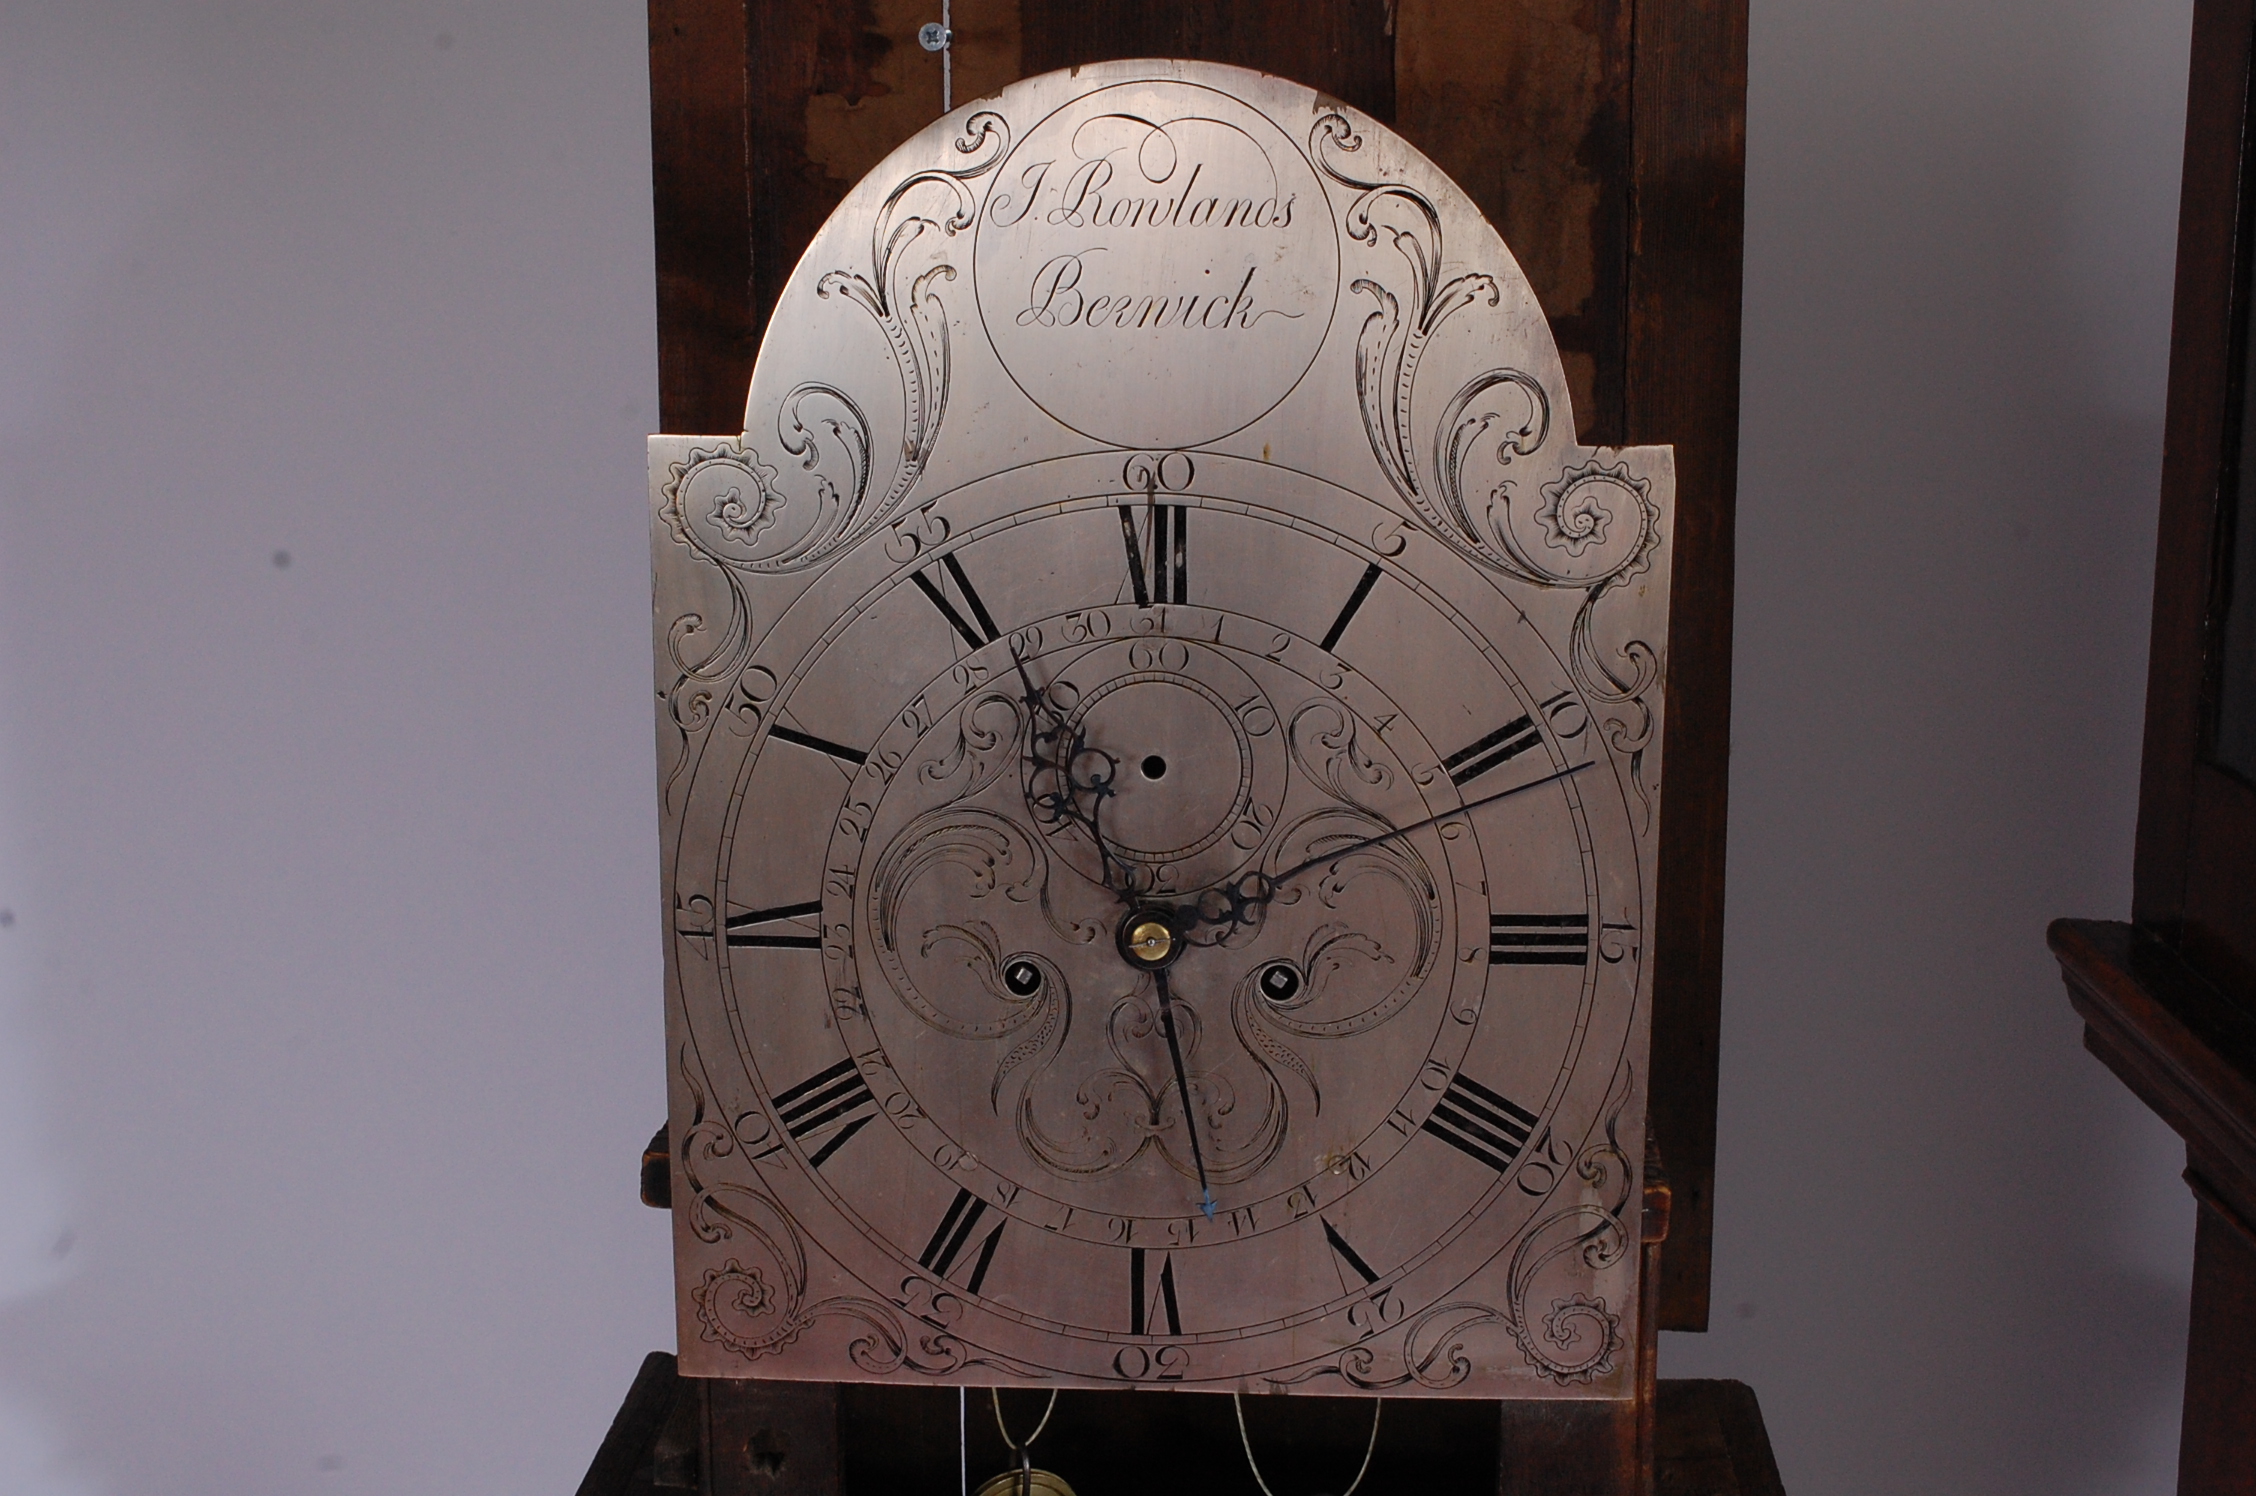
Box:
[972,1451,1076,1496]
[978,1391,1074,1496]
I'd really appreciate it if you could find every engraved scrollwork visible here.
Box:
[1494,1062,1634,1383]
[676,1045,1047,1376]
[1287,699,1394,812]
[1310,113,1662,807]
[868,805,1091,1041]
[1309,112,1535,554]
[919,688,1029,802]
[1262,1062,1635,1392]
[1251,806,1440,1042]
[654,117,1010,796]
[807,111,1013,554]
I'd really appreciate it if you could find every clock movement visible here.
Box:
[648,60,1675,1402]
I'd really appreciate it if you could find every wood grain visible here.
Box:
[649,0,755,434]
[2050,918,2256,1496]
[1625,0,1749,1331]
[1021,0,1395,123]
[1396,0,1632,441]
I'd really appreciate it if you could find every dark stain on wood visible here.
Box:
[1022,0,1395,123]
[1626,0,1750,1332]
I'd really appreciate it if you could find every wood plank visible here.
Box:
[747,0,854,359]
[1395,0,1633,441]
[578,1364,1791,1493]
[2185,761,2256,1000]
[1626,0,1749,1331]
[704,1378,842,1496]
[1021,0,1394,122]
[2177,1168,2256,1496]
[649,0,755,434]
[1655,1380,1787,1496]
[575,1351,684,1496]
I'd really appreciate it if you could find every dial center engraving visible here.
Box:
[1068,675,1242,860]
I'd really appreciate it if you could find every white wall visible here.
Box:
[0,3,2201,1493]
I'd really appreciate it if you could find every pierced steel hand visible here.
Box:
[1177,759,1598,942]
[1152,965,1217,1219]
[1014,644,1136,906]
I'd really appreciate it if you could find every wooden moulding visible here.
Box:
[2049,920,2256,1218]
[2048,918,2256,1496]
[644,0,1747,1334]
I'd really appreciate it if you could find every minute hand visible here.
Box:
[1266,759,1598,890]
[1153,966,1217,1219]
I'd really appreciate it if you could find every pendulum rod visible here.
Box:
[993,1389,1060,1496]
[1231,1393,1383,1496]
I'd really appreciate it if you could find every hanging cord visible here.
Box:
[958,1387,968,1496]
[1231,1394,1382,1496]
[992,1389,1060,1496]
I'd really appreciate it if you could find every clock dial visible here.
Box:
[652,63,1672,1397]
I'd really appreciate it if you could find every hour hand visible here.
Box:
[1176,870,1278,945]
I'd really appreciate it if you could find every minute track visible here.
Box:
[692,484,1642,1379]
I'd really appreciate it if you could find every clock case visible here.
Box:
[599,5,1775,1493]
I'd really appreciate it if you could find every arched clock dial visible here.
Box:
[651,62,1673,1398]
